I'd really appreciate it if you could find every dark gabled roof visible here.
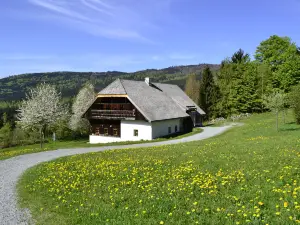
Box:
[97,79,205,122]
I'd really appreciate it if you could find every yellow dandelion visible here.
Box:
[258,202,264,206]
[284,202,288,208]
[160,221,164,225]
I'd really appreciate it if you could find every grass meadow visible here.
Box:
[18,112,300,224]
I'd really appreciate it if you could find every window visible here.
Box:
[95,128,100,136]
[168,127,171,134]
[104,128,108,136]
[134,129,138,137]
[175,125,178,133]
[113,129,118,136]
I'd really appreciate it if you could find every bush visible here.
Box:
[288,84,300,124]
[0,122,13,148]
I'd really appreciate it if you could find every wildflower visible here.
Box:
[275,212,280,216]
[258,201,264,206]
[284,202,288,208]
[160,221,164,224]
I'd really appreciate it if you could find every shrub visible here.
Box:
[0,122,13,148]
[288,84,300,124]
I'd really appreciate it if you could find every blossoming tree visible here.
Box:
[69,83,95,134]
[17,83,67,148]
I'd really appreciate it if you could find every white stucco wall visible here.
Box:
[90,135,121,144]
[89,119,181,144]
[152,118,181,139]
[121,120,152,141]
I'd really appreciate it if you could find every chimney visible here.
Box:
[145,77,151,86]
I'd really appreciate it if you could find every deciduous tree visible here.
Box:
[69,83,95,135]
[255,35,300,91]
[185,73,200,104]
[263,91,286,131]
[17,83,67,148]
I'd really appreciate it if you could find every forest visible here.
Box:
[1,35,300,148]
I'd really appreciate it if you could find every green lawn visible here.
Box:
[0,128,202,160]
[18,112,300,225]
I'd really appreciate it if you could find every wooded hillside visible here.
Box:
[0,64,220,101]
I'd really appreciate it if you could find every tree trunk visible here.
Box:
[40,127,43,148]
[276,111,279,132]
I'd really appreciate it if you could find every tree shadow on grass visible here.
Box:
[279,122,300,132]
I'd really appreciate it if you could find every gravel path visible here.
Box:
[0,125,233,225]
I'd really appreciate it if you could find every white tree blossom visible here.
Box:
[69,83,95,134]
[17,83,67,147]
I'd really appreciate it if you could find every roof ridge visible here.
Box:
[119,79,127,94]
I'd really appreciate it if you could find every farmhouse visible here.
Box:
[84,78,205,144]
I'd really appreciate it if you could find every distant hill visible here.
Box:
[0,64,220,101]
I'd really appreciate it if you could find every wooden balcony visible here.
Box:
[89,109,135,120]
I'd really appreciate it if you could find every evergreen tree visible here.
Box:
[231,49,250,64]
[199,67,217,119]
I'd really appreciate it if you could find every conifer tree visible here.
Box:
[199,67,217,119]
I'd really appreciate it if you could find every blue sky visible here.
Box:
[1,0,300,77]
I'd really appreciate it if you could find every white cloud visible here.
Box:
[25,0,174,42]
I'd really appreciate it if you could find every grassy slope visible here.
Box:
[0,128,202,160]
[18,112,300,225]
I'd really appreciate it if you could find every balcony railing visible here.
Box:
[89,109,135,119]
